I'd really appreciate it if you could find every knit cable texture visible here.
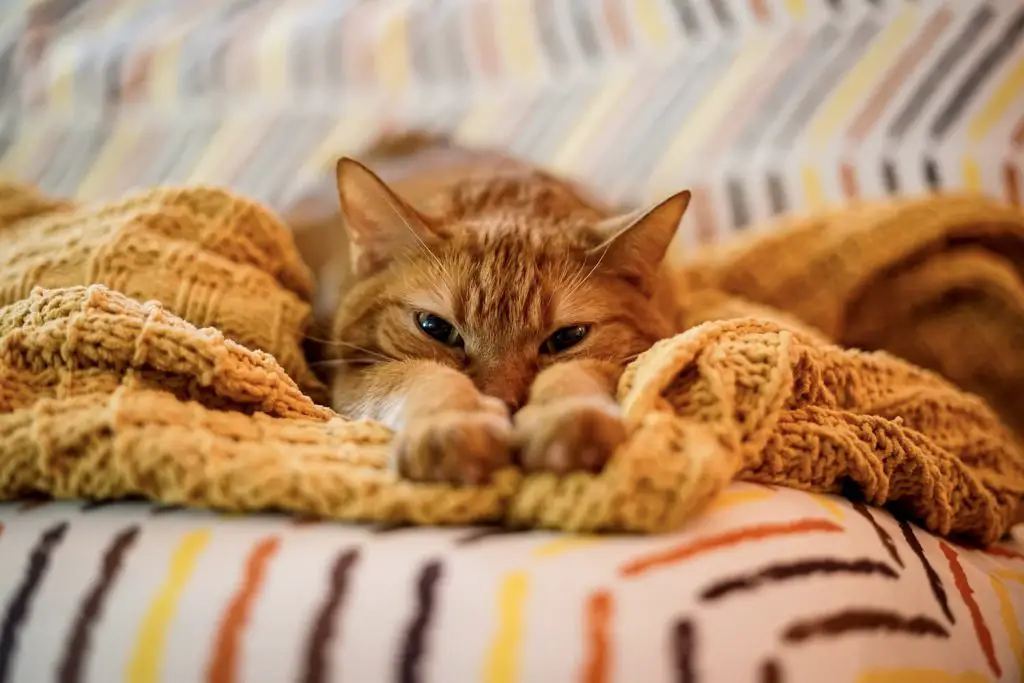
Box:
[1,183,1022,544]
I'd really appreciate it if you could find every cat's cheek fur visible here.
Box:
[369,395,407,431]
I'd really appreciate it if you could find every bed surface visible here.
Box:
[1,485,1021,682]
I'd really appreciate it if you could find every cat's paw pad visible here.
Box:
[514,397,626,474]
[393,410,513,485]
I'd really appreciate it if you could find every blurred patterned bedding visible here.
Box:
[2,489,1023,683]
[1,0,1023,681]
[1,0,1021,243]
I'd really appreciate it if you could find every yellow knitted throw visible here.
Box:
[1,183,1022,545]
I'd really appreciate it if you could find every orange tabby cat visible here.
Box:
[294,136,689,485]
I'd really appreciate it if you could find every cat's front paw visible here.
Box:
[393,407,513,485]
[513,397,626,474]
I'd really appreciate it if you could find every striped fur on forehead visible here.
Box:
[426,171,612,224]
[441,220,592,337]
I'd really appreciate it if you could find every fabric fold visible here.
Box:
[676,194,1024,440]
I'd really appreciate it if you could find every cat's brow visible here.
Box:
[551,293,610,329]
[404,289,455,321]
[548,262,598,323]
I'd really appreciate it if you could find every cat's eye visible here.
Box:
[415,312,463,348]
[541,325,590,354]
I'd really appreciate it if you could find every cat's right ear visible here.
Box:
[587,190,690,294]
[335,157,436,276]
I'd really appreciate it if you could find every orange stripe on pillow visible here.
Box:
[581,591,613,683]
[619,518,844,578]
[1004,164,1021,207]
[983,545,1024,562]
[940,542,1000,677]
[1012,114,1024,149]
[207,536,281,683]
[840,164,860,200]
[857,668,991,682]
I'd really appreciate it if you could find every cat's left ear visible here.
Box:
[587,190,691,292]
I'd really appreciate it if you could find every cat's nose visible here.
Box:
[476,377,529,414]
[488,388,524,414]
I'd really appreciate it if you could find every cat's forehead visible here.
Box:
[404,231,594,332]
[451,212,595,247]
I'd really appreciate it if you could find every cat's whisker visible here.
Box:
[302,333,341,345]
[310,358,381,368]
[401,251,446,284]
[543,263,571,310]
[304,338,396,363]
[559,263,588,300]
[563,248,608,301]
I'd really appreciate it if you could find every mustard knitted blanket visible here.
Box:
[1,183,1022,544]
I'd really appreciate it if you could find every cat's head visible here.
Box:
[329,157,690,412]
